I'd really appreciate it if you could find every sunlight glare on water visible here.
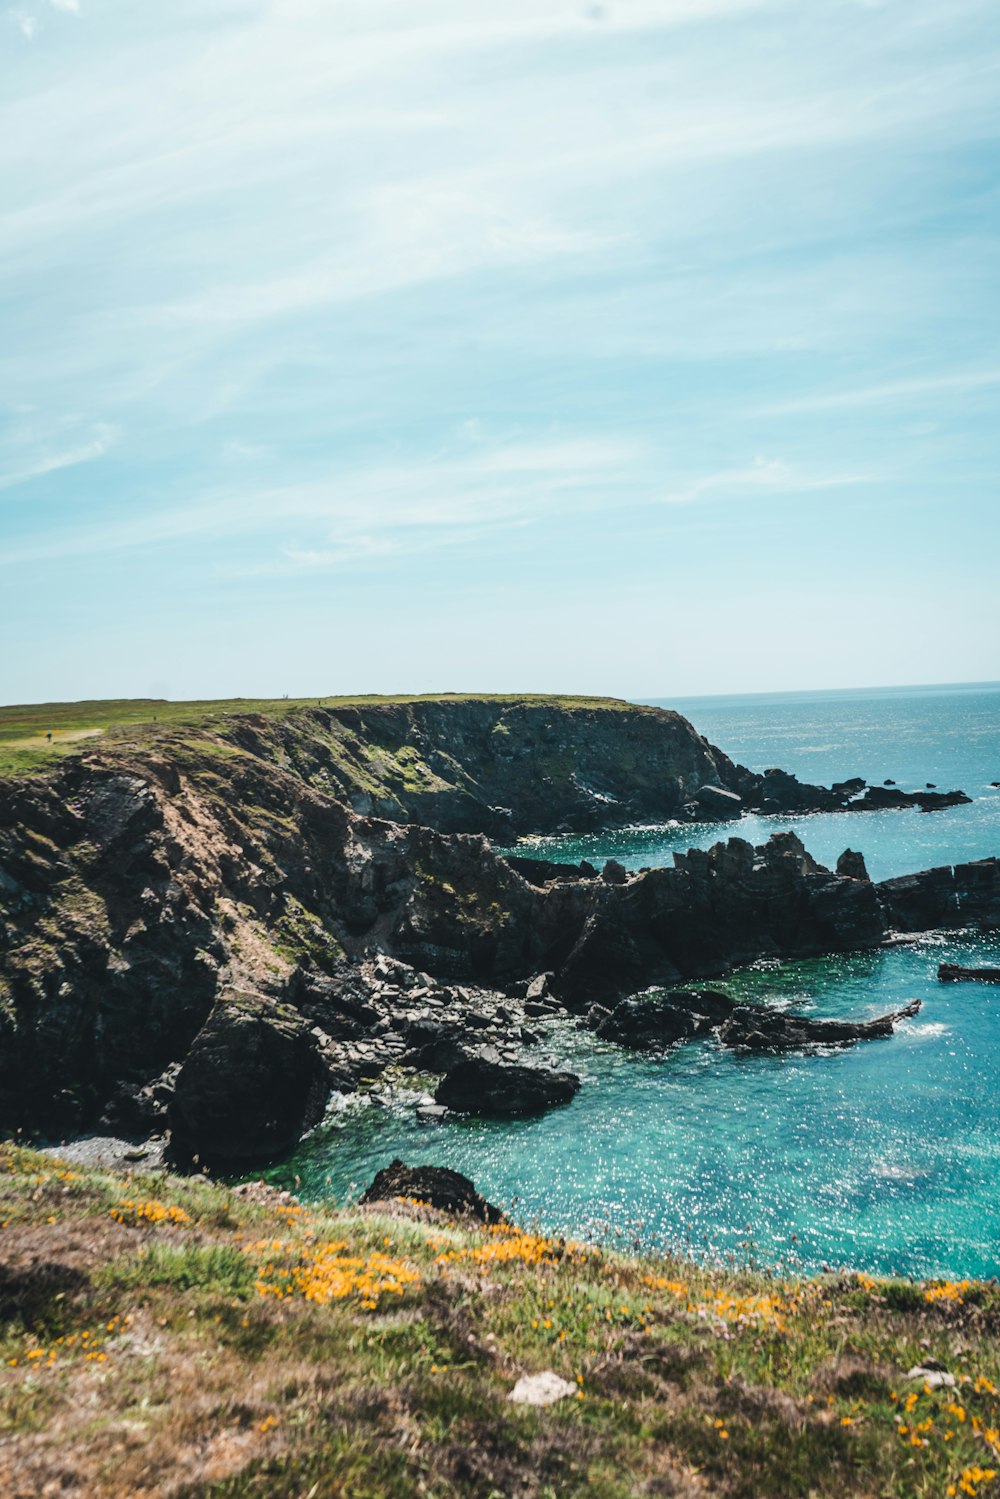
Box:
[273,684,1000,1279]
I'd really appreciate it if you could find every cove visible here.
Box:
[271,683,1000,1279]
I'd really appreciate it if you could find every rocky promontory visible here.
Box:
[0,695,992,1165]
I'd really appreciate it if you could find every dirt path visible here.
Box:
[6,728,104,749]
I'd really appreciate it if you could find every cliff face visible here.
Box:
[222,697,740,835]
[0,697,994,1154]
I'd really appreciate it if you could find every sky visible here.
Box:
[2,0,999,704]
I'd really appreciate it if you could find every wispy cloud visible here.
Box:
[664,456,875,505]
[0,421,117,494]
[0,437,871,573]
[2,0,999,699]
[758,368,1000,415]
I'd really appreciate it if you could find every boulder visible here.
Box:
[359,1159,504,1224]
[595,989,736,1050]
[435,1055,580,1117]
[169,993,330,1166]
[401,1018,467,1071]
[694,784,743,818]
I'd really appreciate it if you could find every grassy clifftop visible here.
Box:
[0,694,638,778]
[2,1144,998,1499]
[0,692,730,838]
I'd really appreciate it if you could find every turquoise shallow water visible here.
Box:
[273,682,1000,1279]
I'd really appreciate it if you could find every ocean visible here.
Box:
[274,681,1000,1280]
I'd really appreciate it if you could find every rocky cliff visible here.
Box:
[0,696,991,1160]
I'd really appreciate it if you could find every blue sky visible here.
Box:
[2,0,999,703]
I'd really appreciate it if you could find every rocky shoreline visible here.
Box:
[0,696,994,1169]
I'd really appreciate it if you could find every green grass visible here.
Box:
[2,1143,999,1499]
[0,693,644,778]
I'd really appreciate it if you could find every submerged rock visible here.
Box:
[359,1159,504,1224]
[435,1055,580,1117]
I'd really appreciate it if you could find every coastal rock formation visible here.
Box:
[0,697,993,1160]
[836,849,870,881]
[877,860,1000,932]
[359,1159,505,1224]
[435,1055,581,1117]
[590,989,920,1055]
[169,993,331,1166]
[849,786,971,813]
[938,962,1000,983]
[716,998,921,1052]
[592,989,736,1049]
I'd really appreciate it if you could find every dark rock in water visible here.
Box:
[595,989,736,1050]
[915,790,972,812]
[435,1055,580,1117]
[751,767,840,815]
[832,778,866,797]
[169,994,330,1166]
[927,783,936,789]
[694,783,743,818]
[851,785,971,813]
[938,962,1000,984]
[359,1159,504,1224]
[717,999,920,1053]
[884,779,896,786]
[836,849,870,882]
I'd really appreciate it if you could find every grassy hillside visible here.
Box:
[0,694,637,778]
[2,1144,998,1498]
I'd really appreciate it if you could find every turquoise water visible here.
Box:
[275,683,1000,1279]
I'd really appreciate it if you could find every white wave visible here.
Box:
[900,1021,950,1039]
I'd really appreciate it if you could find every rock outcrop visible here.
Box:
[716,998,921,1052]
[592,989,736,1049]
[169,994,331,1166]
[435,1055,581,1117]
[877,860,1000,933]
[590,989,920,1055]
[938,962,1000,984]
[359,1159,505,1223]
